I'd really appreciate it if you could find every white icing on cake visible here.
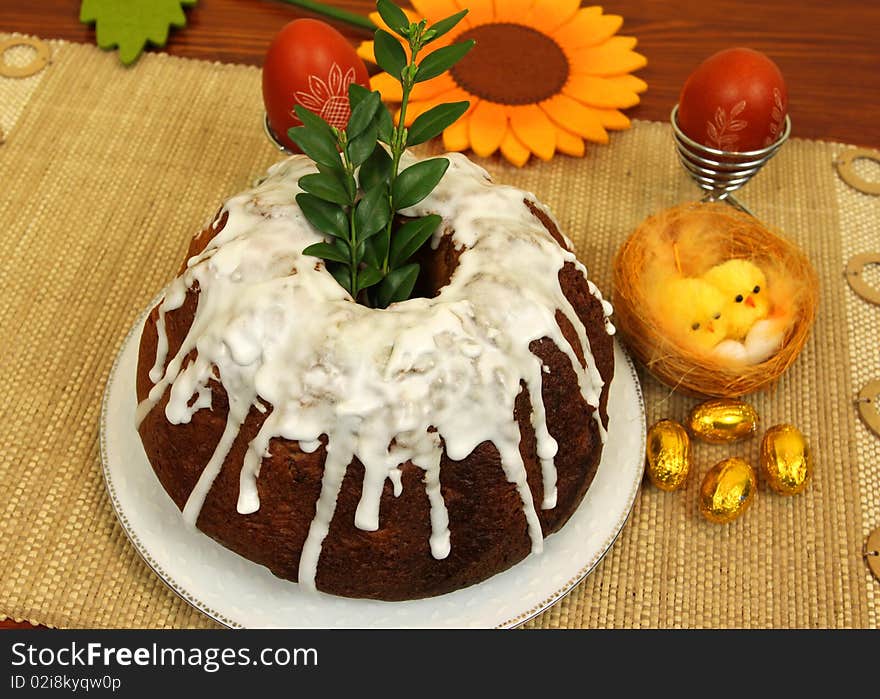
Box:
[137,152,614,593]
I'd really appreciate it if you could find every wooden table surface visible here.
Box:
[1,0,878,631]
[2,0,879,148]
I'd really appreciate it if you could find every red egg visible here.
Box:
[262,19,370,152]
[677,48,788,152]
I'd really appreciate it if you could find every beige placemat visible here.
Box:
[1,35,877,629]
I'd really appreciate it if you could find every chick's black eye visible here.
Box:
[735,294,744,303]
[713,313,721,320]
[753,285,761,294]
[691,322,701,331]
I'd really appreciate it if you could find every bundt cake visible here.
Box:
[135,152,616,601]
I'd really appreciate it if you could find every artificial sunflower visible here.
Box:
[357,0,648,166]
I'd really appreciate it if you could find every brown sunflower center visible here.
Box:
[450,23,569,105]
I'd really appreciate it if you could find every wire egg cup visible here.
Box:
[263,112,294,154]
[671,104,791,216]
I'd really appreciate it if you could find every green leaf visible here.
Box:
[303,242,349,265]
[347,121,379,167]
[288,126,341,172]
[351,86,393,145]
[355,184,391,240]
[406,101,469,146]
[356,265,384,293]
[296,193,348,240]
[293,104,337,140]
[363,231,386,269]
[377,263,420,308]
[298,172,352,206]
[374,29,407,80]
[390,215,442,268]
[358,146,393,192]
[392,158,450,210]
[328,263,353,295]
[376,0,410,38]
[376,104,395,144]
[415,40,475,83]
[348,83,370,109]
[80,0,197,66]
[318,163,356,202]
[346,90,382,140]
[425,9,468,44]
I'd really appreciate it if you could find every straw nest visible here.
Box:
[612,201,819,398]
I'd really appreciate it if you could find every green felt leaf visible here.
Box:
[80,0,198,66]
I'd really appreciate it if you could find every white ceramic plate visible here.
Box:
[101,305,646,628]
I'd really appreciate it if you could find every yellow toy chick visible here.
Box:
[657,277,728,354]
[702,259,770,340]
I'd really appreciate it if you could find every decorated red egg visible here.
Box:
[262,18,370,152]
[677,48,788,152]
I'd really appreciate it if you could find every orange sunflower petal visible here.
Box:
[370,72,404,101]
[509,104,556,161]
[468,101,509,157]
[500,0,535,18]
[374,71,460,104]
[569,37,647,76]
[411,0,459,22]
[589,107,632,130]
[526,0,581,33]
[554,126,584,157]
[443,110,473,151]
[540,93,608,144]
[553,8,623,49]
[564,74,640,109]
[457,0,494,27]
[500,130,531,168]
[411,73,459,101]
[603,74,648,94]
[357,40,376,65]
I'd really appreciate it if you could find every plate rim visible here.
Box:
[100,298,646,629]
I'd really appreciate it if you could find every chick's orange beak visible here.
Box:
[745,296,756,308]
[707,321,715,333]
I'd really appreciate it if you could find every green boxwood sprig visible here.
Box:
[287,0,474,308]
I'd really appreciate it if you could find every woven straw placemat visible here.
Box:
[0,35,877,629]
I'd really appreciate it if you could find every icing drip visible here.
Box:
[138,152,614,592]
[298,420,357,593]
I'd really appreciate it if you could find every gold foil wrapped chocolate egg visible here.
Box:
[760,424,811,495]
[688,399,759,443]
[646,419,691,491]
[699,457,757,523]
